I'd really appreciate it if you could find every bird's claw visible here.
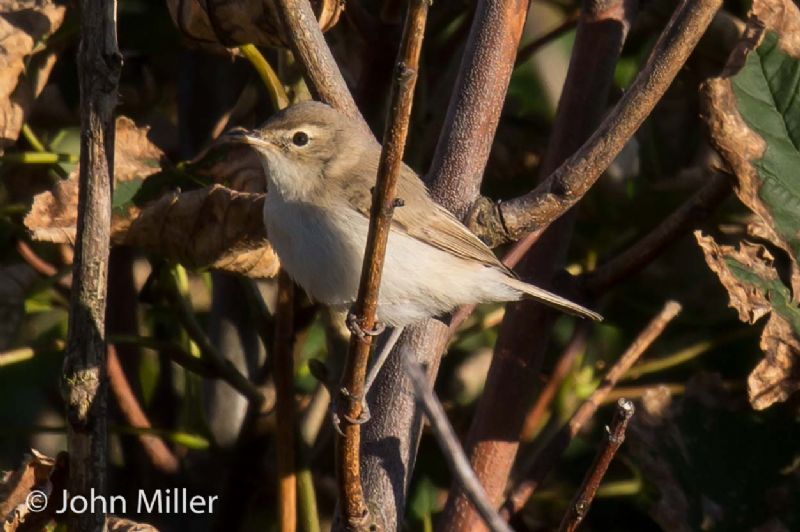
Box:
[346,311,385,339]
[331,387,371,437]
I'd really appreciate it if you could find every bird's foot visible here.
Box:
[346,311,385,339]
[332,387,371,437]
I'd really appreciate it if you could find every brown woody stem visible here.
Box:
[335,2,428,530]
[273,0,367,129]
[557,399,635,532]
[64,0,122,526]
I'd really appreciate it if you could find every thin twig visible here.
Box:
[583,171,731,293]
[515,13,580,69]
[404,356,513,532]
[521,324,591,441]
[16,240,72,290]
[500,301,681,520]
[64,0,122,525]
[107,345,180,474]
[557,398,635,532]
[273,0,367,128]
[274,271,297,532]
[335,2,428,529]
[468,0,725,247]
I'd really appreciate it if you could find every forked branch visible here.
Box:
[468,0,725,247]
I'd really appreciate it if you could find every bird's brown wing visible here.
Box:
[343,162,511,273]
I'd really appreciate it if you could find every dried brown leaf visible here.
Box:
[123,185,276,278]
[25,116,163,243]
[695,232,800,409]
[24,118,279,278]
[1,450,57,531]
[166,0,342,49]
[0,0,66,148]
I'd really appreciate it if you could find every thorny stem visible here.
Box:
[557,399,635,532]
[468,0,725,247]
[335,2,428,529]
[501,301,681,520]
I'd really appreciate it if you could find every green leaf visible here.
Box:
[730,30,800,263]
[112,177,144,214]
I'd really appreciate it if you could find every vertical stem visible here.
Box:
[275,271,297,532]
[335,1,429,529]
[64,0,121,528]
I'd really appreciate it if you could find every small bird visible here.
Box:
[232,101,601,400]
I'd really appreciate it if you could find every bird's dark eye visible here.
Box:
[292,131,309,147]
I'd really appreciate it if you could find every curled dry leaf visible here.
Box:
[0,0,66,148]
[25,117,279,278]
[1,449,65,531]
[166,0,343,49]
[124,185,275,278]
[700,0,800,408]
[695,233,800,409]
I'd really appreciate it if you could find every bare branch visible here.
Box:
[166,278,267,406]
[426,0,531,219]
[403,355,513,532]
[335,2,428,529]
[501,301,681,520]
[521,324,592,441]
[468,0,725,247]
[273,0,366,128]
[557,399,635,532]
[64,0,122,526]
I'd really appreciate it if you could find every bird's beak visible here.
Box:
[224,128,273,151]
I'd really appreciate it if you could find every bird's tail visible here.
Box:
[505,277,603,321]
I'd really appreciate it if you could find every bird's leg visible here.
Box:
[331,326,404,436]
[364,326,404,394]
